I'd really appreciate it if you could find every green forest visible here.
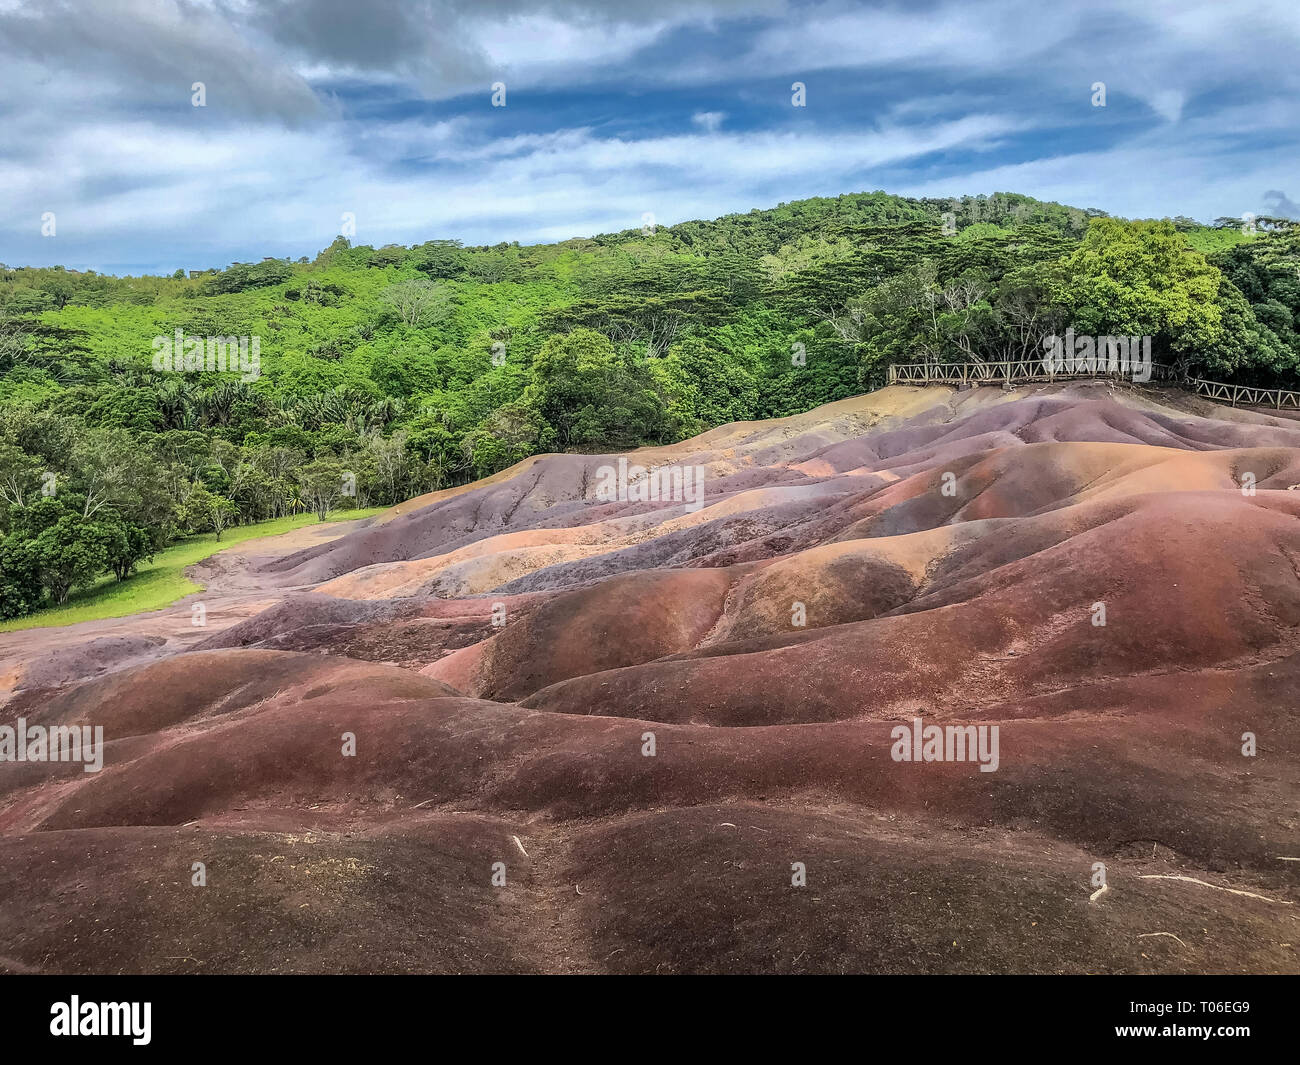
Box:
[1,188,1298,619]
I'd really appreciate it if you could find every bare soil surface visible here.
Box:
[2,383,1297,974]
[0,517,370,704]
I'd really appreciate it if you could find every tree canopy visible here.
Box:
[1,188,1294,620]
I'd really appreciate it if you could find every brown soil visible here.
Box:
[2,383,1297,974]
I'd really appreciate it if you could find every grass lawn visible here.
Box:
[0,508,383,633]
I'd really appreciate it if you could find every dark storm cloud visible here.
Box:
[1262,190,1300,220]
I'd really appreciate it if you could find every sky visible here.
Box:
[2,0,1299,276]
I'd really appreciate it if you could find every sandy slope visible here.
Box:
[0,515,372,703]
[2,381,1297,974]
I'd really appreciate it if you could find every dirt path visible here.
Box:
[0,517,370,704]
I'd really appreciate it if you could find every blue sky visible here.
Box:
[2,0,1299,275]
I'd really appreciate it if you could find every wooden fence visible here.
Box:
[886,360,1300,409]
[1186,377,1300,410]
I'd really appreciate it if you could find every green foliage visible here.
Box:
[178,482,239,539]
[381,277,454,328]
[105,519,156,581]
[1180,225,1257,256]
[12,497,121,604]
[0,532,41,619]
[524,328,670,450]
[298,457,349,521]
[0,508,382,631]
[651,335,760,437]
[0,188,1297,619]
[461,400,549,477]
[1208,230,1300,380]
[203,259,294,295]
[1048,219,1227,358]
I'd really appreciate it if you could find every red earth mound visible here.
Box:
[2,382,1297,973]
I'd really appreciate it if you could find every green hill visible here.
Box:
[0,188,1297,620]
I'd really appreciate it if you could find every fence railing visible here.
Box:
[886,360,1179,387]
[886,361,1300,409]
[1186,377,1300,410]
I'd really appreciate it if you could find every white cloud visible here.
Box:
[895,133,1295,225]
[0,110,1024,270]
[4,0,1300,271]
